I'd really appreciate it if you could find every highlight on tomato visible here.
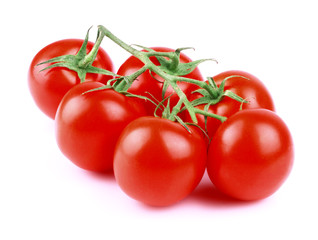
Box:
[55,82,147,172]
[113,116,207,206]
[207,109,294,201]
[28,38,114,119]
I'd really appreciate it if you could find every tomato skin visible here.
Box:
[207,109,294,201]
[117,47,204,115]
[55,82,146,172]
[183,70,275,138]
[28,39,114,119]
[113,117,207,206]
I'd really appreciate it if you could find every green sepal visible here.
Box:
[82,84,113,95]
[161,97,171,119]
[85,65,119,77]
[149,71,163,83]
[184,122,211,142]
[175,115,191,133]
[121,92,158,109]
[216,76,249,104]
[217,78,226,94]
[191,88,211,98]
[207,77,218,89]
[175,47,195,56]
[190,96,220,107]
[37,55,75,67]
[38,59,76,72]
[162,58,216,76]
[122,92,154,102]
[223,90,249,103]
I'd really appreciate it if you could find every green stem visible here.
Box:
[98,25,144,60]
[144,51,175,59]
[168,85,187,121]
[79,29,105,68]
[145,51,178,70]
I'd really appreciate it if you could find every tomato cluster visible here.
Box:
[28,26,294,207]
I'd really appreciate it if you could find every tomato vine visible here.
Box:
[38,25,247,127]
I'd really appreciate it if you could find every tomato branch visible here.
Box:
[78,27,105,68]
[97,25,231,123]
[98,25,146,61]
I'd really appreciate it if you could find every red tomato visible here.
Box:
[113,117,207,206]
[117,47,204,115]
[55,82,146,172]
[207,109,294,201]
[28,39,114,119]
[183,70,275,139]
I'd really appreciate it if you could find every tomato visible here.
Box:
[183,70,275,139]
[55,82,146,172]
[113,117,207,206]
[28,39,114,119]
[207,109,294,201]
[117,47,204,116]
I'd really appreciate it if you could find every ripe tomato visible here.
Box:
[183,70,275,139]
[55,82,146,172]
[113,117,207,206]
[207,109,294,201]
[117,47,204,115]
[28,39,114,119]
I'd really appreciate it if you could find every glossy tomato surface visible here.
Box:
[207,109,294,201]
[114,117,207,206]
[184,70,275,138]
[117,47,204,116]
[28,39,114,119]
[55,82,146,172]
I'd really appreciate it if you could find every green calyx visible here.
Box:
[37,27,118,82]
[134,45,216,76]
[178,76,248,131]
[189,76,249,108]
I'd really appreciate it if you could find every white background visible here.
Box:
[1,0,318,239]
